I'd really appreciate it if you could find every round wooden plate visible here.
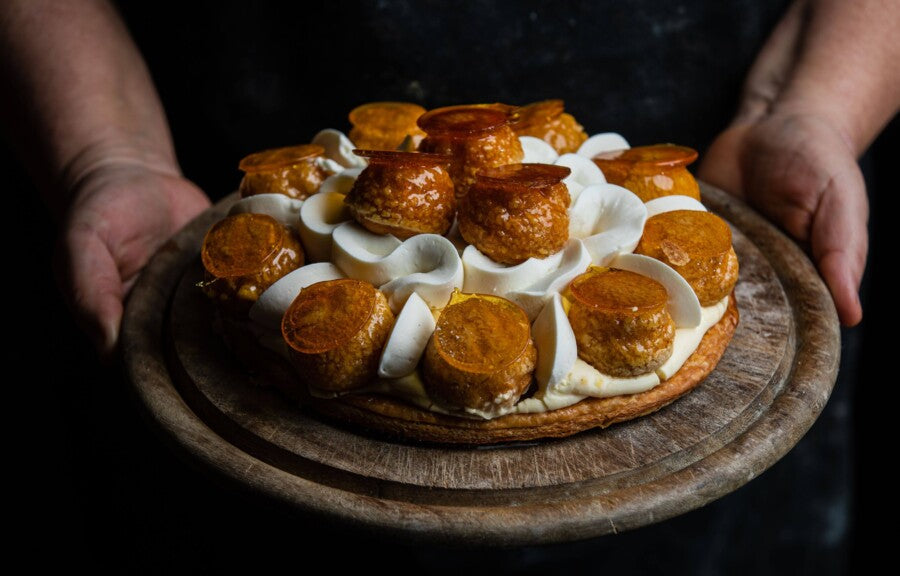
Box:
[121,183,839,546]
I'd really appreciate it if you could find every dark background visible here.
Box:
[7,0,892,572]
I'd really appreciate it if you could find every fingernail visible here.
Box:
[91,318,118,357]
[102,319,119,354]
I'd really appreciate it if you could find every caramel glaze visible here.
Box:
[510,99,588,154]
[344,150,456,239]
[592,144,700,202]
[634,210,739,306]
[282,279,395,392]
[200,213,304,316]
[238,144,328,200]
[423,293,536,414]
[417,105,523,197]
[567,268,676,378]
[349,101,427,151]
[458,163,571,264]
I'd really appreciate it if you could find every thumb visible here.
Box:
[55,222,124,355]
[697,123,751,198]
[809,161,868,326]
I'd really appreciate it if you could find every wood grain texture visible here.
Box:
[120,183,840,545]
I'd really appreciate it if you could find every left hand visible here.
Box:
[698,110,867,326]
[54,160,210,355]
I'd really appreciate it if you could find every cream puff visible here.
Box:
[457,163,571,264]
[591,144,701,202]
[200,212,305,315]
[239,144,330,200]
[344,149,456,239]
[510,99,588,154]
[348,101,427,151]
[567,267,676,377]
[281,279,395,393]
[423,292,536,415]
[634,210,739,306]
[417,104,524,196]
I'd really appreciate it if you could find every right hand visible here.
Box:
[54,161,210,356]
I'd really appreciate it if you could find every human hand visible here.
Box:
[698,110,867,326]
[54,161,210,355]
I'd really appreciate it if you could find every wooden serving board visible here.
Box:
[121,183,839,545]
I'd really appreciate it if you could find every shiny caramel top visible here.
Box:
[238,144,324,173]
[568,268,668,314]
[593,144,698,172]
[470,163,572,215]
[433,292,531,374]
[349,101,426,130]
[352,149,452,167]
[417,105,510,136]
[637,210,733,264]
[349,102,427,150]
[201,213,283,278]
[282,279,377,355]
[510,99,565,129]
[477,162,571,190]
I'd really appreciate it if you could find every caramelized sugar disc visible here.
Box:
[282,279,376,355]
[349,102,426,130]
[510,99,565,128]
[352,149,452,167]
[201,213,284,278]
[349,102,427,150]
[434,293,531,374]
[417,105,510,135]
[636,210,733,268]
[593,144,698,171]
[238,144,325,173]
[477,163,571,190]
[569,268,668,314]
[475,102,518,115]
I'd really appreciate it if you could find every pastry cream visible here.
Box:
[297,191,353,262]
[569,183,648,265]
[228,193,304,228]
[576,132,631,159]
[311,129,368,169]
[520,135,560,164]
[555,153,606,202]
[644,194,707,219]
[331,222,463,312]
[377,292,436,379]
